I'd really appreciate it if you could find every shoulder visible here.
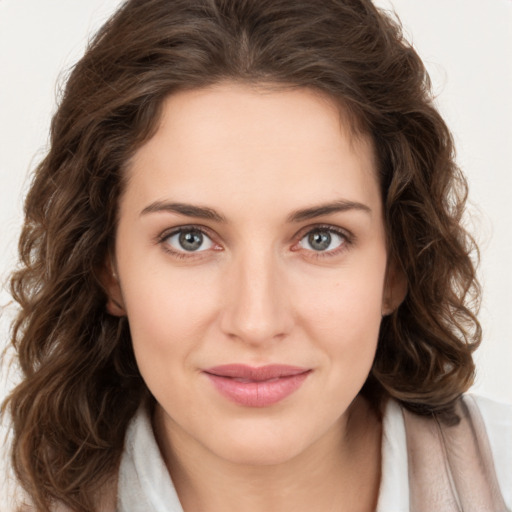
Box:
[469,393,512,434]
[378,395,512,512]
[468,394,512,507]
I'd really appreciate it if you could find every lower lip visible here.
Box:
[205,372,311,407]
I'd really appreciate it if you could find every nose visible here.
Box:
[219,248,294,346]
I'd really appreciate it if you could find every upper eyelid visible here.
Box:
[158,224,216,241]
[294,223,353,241]
[158,223,350,237]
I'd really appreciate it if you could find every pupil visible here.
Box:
[308,231,331,251]
[179,230,203,251]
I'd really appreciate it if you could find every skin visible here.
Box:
[105,82,406,512]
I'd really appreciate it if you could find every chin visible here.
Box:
[217,438,306,467]
[204,419,317,467]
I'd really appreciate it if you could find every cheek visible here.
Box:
[122,270,224,415]
[308,287,382,370]
[291,254,386,380]
[295,263,386,339]
[121,267,221,371]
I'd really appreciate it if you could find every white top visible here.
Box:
[117,395,512,512]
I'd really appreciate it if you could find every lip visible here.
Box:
[203,364,311,407]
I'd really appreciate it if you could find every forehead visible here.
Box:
[124,82,380,217]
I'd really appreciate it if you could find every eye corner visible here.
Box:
[289,240,302,253]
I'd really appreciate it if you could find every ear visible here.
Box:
[382,258,407,316]
[100,257,127,317]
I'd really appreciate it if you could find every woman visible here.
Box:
[2,0,511,511]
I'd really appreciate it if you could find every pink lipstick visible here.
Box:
[203,364,311,407]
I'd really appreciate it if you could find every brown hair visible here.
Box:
[2,0,480,510]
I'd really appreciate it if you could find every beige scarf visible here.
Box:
[404,395,508,511]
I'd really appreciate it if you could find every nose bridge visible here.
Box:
[220,243,292,344]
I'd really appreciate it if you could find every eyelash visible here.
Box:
[293,224,353,259]
[156,224,354,260]
[156,225,219,260]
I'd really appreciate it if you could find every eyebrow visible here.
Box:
[140,198,371,223]
[140,201,226,222]
[287,200,372,222]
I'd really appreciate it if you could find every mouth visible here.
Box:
[203,364,312,407]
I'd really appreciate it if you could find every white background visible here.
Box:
[1,2,511,499]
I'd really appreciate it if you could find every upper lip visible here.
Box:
[204,364,311,381]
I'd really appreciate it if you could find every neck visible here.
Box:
[153,395,382,512]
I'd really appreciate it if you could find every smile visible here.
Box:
[203,364,312,407]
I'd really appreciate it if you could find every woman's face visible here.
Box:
[108,83,403,465]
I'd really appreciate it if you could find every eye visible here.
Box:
[163,228,214,253]
[298,228,347,252]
